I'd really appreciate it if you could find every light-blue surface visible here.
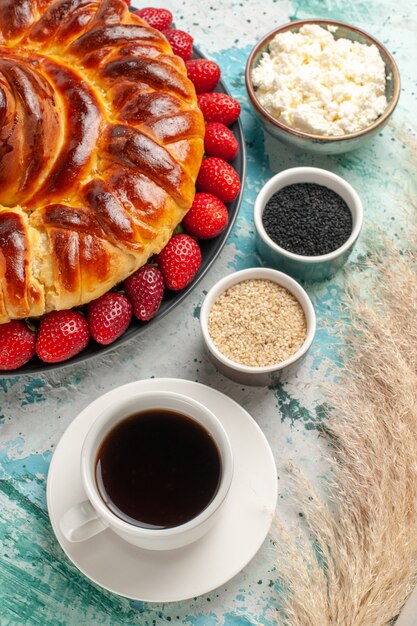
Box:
[1,1,416,624]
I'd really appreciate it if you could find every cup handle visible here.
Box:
[59,500,108,543]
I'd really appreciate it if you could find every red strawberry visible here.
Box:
[124,265,164,321]
[196,157,241,203]
[0,321,36,370]
[87,293,132,345]
[197,92,240,126]
[135,7,173,31]
[163,29,193,61]
[185,59,220,93]
[156,234,202,291]
[36,311,90,363]
[182,193,229,239]
[204,122,239,162]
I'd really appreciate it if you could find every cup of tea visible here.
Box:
[59,391,234,550]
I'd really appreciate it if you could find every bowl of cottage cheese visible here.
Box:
[245,20,400,154]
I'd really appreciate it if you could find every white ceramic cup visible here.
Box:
[59,391,233,550]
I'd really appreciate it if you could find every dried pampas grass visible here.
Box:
[274,240,417,625]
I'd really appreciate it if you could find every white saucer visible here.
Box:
[47,378,277,602]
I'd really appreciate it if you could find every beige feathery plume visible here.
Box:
[274,238,417,625]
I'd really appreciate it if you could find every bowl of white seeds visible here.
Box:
[200,267,316,386]
[245,19,400,154]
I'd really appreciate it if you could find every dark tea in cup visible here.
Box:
[60,390,233,548]
[95,409,222,530]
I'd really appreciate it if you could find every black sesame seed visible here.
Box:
[262,183,353,256]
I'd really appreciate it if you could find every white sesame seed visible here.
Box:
[207,279,307,367]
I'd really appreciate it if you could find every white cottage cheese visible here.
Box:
[252,24,388,136]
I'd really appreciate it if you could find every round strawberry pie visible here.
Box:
[0,3,243,369]
[0,0,204,324]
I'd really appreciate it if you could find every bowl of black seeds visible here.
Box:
[254,167,363,281]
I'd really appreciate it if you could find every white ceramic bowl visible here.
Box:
[254,167,363,281]
[245,19,400,155]
[200,267,316,386]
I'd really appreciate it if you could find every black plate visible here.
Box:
[4,47,246,376]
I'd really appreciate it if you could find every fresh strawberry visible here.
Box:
[36,311,90,363]
[87,292,132,345]
[204,122,239,162]
[0,321,36,370]
[185,59,220,93]
[197,92,240,126]
[196,157,241,203]
[156,234,202,291]
[135,7,173,31]
[182,193,228,239]
[163,29,193,61]
[124,265,165,321]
